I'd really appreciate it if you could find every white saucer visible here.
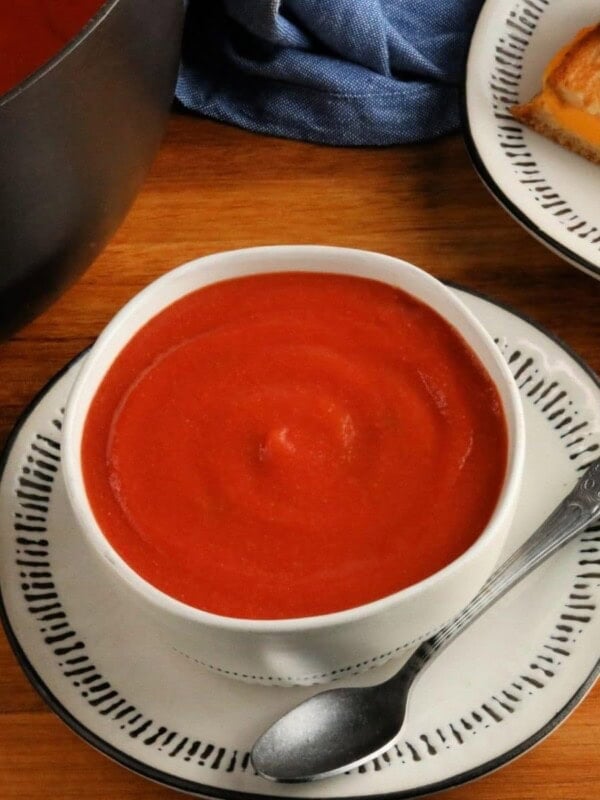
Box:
[0,288,598,798]
[463,0,600,279]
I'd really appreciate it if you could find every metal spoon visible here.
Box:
[251,457,600,782]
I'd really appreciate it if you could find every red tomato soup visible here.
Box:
[0,0,106,96]
[82,273,508,619]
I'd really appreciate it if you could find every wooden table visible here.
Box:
[0,115,598,798]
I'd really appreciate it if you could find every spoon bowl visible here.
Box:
[252,685,408,782]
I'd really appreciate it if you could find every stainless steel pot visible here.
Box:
[0,0,185,338]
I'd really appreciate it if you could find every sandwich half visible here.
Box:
[511,23,600,164]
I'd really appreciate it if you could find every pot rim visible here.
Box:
[0,0,120,108]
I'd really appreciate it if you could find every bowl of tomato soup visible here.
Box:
[0,0,183,338]
[63,246,525,685]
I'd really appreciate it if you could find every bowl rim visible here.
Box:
[62,245,526,632]
[0,0,119,108]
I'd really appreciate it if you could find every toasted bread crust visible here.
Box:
[511,96,600,165]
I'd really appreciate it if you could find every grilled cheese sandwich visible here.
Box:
[511,24,600,163]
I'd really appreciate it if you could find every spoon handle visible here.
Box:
[397,457,600,684]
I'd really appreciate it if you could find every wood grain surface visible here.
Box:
[0,114,598,798]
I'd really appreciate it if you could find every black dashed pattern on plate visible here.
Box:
[11,338,599,776]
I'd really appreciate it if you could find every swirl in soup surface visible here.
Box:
[82,273,508,619]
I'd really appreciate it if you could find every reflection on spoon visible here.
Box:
[251,458,600,782]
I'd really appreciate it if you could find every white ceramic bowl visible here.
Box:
[63,246,526,686]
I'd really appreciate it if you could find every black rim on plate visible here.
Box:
[0,289,598,799]
[458,0,600,282]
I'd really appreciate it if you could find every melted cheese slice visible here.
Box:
[541,94,600,146]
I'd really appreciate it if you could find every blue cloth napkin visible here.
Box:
[176,0,484,146]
